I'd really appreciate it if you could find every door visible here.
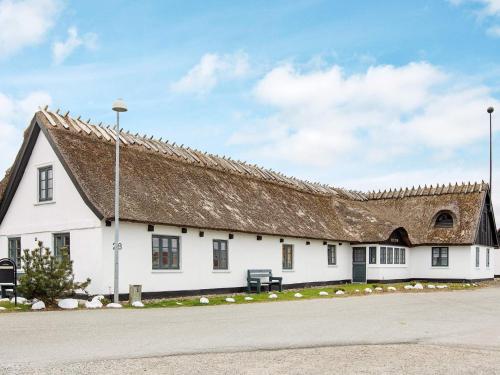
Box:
[352,247,366,283]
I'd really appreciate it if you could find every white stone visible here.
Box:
[92,295,105,302]
[319,291,329,296]
[0,307,6,311]
[269,293,278,299]
[85,299,103,309]
[244,296,253,301]
[465,283,471,287]
[106,303,122,308]
[225,297,236,303]
[0,298,10,302]
[132,301,144,308]
[11,297,26,304]
[176,302,183,305]
[335,290,345,295]
[413,283,424,290]
[364,288,372,293]
[294,293,303,298]
[427,284,436,289]
[355,289,360,293]
[374,287,383,292]
[31,301,45,310]
[404,285,414,290]
[436,285,447,289]
[472,283,478,287]
[387,286,396,291]
[58,298,78,309]
[199,297,209,304]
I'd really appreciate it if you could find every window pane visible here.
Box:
[401,248,406,264]
[387,247,393,264]
[220,241,226,251]
[152,248,160,268]
[380,247,386,264]
[152,237,159,249]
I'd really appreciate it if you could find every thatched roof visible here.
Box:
[0,108,496,246]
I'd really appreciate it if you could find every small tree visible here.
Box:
[18,242,91,306]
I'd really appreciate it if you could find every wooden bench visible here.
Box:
[247,269,282,293]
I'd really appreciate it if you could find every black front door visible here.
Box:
[352,247,366,283]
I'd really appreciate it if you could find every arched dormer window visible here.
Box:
[435,211,454,228]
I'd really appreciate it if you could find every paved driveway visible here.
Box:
[1,285,500,374]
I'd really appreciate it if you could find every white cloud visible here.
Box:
[0,91,52,176]
[450,0,500,36]
[229,62,499,168]
[52,27,98,65]
[170,51,249,95]
[0,0,60,58]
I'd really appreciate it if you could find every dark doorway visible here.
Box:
[352,247,366,283]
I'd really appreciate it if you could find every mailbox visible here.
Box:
[0,258,17,305]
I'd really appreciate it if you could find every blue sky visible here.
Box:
[1,0,500,213]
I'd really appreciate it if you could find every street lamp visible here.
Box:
[487,106,494,194]
[112,98,127,304]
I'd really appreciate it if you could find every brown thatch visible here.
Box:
[0,109,492,245]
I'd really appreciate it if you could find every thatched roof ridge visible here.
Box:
[366,182,489,200]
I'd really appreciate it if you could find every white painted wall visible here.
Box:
[100,222,352,294]
[469,245,496,280]
[494,249,500,277]
[0,131,102,289]
[362,245,411,281]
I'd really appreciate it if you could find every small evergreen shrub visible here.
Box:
[17,243,91,306]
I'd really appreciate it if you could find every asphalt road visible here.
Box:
[1,285,500,374]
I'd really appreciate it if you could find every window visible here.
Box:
[38,166,53,202]
[8,237,21,269]
[53,233,70,261]
[282,244,293,270]
[380,247,387,264]
[435,211,453,228]
[486,248,490,268]
[432,247,449,267]
[213,239,228,270]
[327,244,336,265]
[400,248,406,265]
[387,247,393,264]
[394,247,400,264]
[152,235,180,269]
[475,247,480,268]
[369,247,377,264]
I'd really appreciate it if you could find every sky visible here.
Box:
[1,0,500,215]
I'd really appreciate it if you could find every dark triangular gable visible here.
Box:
[0,116,104,224]
[474,190,499,248]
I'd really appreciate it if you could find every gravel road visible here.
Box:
[1,284,500,374]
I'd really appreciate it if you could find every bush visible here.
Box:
[17,243,91,306]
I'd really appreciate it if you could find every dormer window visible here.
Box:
[38,166,53,202]
[435,211,453,228]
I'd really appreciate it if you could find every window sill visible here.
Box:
[431,266,449,269]
[282,269,294,272]
[328,264,338,268]
[212,270,231,273]
[151,269,182,273]
[34,201,56,206]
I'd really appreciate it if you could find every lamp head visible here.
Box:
[112,98,128,113]
[487,106,494,114]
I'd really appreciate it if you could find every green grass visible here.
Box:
[0,301,32,313]
[134,281,482,309]
[0,281,483,312]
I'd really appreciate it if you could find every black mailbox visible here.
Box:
[0,258,17,305]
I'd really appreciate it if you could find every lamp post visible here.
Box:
[488,106,494,193]
[112,99,127,303]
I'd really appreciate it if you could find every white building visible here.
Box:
[0,109,498,298]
